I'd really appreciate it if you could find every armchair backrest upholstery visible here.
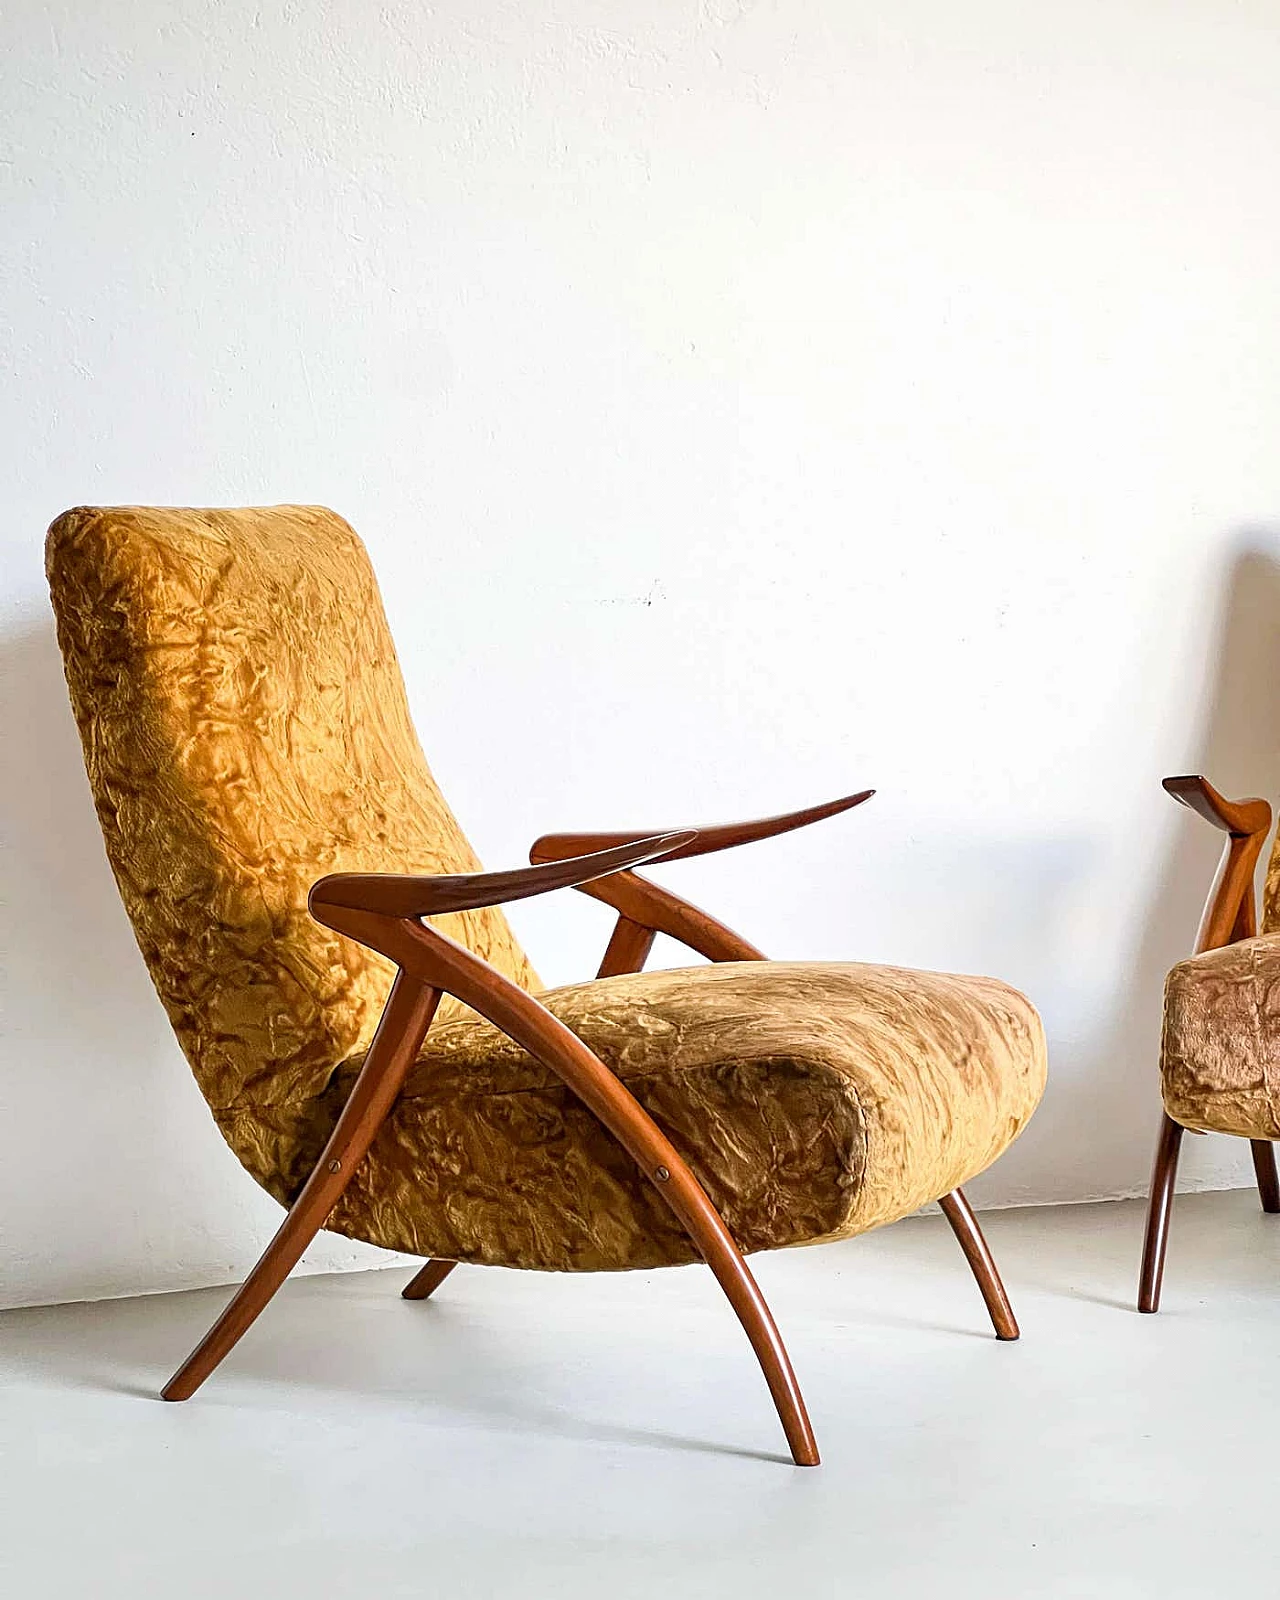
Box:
[46,506,539,1134]
[1267,828,1280,935]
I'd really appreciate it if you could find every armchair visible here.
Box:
[1138,776,1279,1311]
[46,504,1047,1464]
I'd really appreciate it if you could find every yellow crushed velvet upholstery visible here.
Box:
[47,504,1046,1273]
[1162,932,1280,1141]
[293,960,1043,1270]
[1159,825,1280,1142]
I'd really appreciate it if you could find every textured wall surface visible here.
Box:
[3,0,1279,1307]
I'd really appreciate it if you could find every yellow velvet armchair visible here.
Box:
[46,504,1047,1464]
[1139,776,1279,1311]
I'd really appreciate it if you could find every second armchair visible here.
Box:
[1139,775,1279,1312]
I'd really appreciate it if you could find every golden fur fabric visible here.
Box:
[254,960,1046,1270]
[47,504,1046,1273]
[1162,933,1280,1140]
[45,505,540,1118]
[1266,829,1280,935]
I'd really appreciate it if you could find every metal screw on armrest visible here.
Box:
[328,1160,342,1173]
[654,1166,670,1182]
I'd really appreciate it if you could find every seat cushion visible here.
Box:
[1162,934,1280,1139]
[221,960,1046,1271]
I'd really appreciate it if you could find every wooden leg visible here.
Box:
[403,1259,458,1300]
[937,1189,1019,1340]
[162,976,441,1400]
[412,927,818,1464]
[589,914,817,1451]
[1251,1140,1280,1214]
[1138,1113,1184,1314]
[681,1214,819,1465]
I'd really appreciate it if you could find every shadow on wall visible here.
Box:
[988,539,1280,1210]
[2,620,165,1051]
[0,620,208,1304]
[1118,539,1280,1193]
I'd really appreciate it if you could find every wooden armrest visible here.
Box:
[529,789,874,866]
[1163,777,1273,953]
[309,832,695,921]
[533,789,872,975]
[1163,775,1271,838]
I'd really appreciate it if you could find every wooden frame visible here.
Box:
[162,791,1021,1465]
[1138,775,1278,1313]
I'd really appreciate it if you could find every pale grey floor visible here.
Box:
[2,1192,1276,1599]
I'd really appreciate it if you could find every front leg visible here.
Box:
[938,1190,1020,1339]
[163,974,442,1399]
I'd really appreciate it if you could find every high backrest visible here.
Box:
[46,506,540,1130]
[1266,826,1280,934]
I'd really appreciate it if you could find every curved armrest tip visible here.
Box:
[531,787,874,866]
[1162,774,1271,836]
[308,878,337,912]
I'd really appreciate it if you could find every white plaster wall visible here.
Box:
[3,0,1278,1309]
